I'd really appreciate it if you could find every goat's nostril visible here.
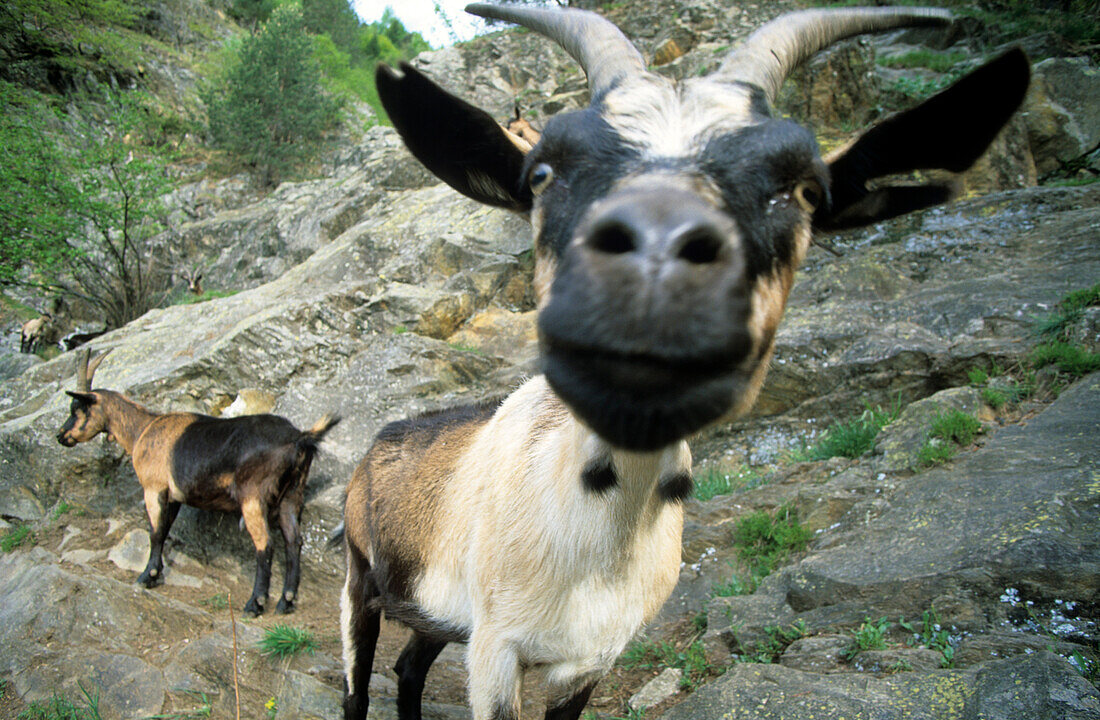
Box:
[676,228,724,265]
[588,222,636,255]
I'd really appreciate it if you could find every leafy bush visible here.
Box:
[843,616,890,659]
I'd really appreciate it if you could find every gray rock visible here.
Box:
[628,667,683,711]
[779,635,850,673]
[659,652,1099,720]
[1026,57,1100,176]
[875,386,990,472]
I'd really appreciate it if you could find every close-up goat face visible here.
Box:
[377,3,1029,452]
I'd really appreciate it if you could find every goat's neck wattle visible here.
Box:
[96,391,159,454]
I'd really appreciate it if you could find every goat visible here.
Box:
[20,313,54,354]
[62,327,108,352]
[179,265,204,296]
[506,105,541,148]
[339,5,1029,720]
[57,349,340,616]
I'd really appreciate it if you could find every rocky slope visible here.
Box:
[1,1,1099,718]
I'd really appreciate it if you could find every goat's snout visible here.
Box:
[583,190,732,270]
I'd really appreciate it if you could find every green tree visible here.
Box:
[228,0,275,30]
[202,5,341,186]
[0,85,178,328]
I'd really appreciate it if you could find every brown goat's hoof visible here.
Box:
[276,597,295,614]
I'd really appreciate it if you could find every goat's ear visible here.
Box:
[815,48,1030,231]
[65,391,96,405]
[376,62,532,211]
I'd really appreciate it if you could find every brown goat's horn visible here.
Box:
[78,348,110,391]
[466,3,646,100]
[716,7,952,104]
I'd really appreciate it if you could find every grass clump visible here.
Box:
[917,409,983,467]
[258,624,318,659]
[711,571,761,598]
[843,617,890,659]
[146,690,212,719]
[878,50,965,73]
[1030,342,1100,378]
[1,524,35,553]
[980,386,1007,410]
[17,683,102,720]
[692,465,765,502]
[795,402,898,462]
[174,289,240,305]
[199,593,229,611]
[618,639,713,690]
[732,504,813,577]
[735,620,808,664]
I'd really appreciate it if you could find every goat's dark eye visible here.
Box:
[529,163,554,194]
[794,181,823,212]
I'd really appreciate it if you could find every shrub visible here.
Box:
[795,402,898,462]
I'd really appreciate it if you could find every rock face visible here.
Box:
[1,0,1099,716]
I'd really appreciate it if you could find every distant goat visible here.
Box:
[339,4,1029,720]
[179,265,204,296]
[20,313,54,354]
[506,105,541,148]
[61,327,108,352]
[57,349,340,616]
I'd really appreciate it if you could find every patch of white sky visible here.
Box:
[351,0,486,48]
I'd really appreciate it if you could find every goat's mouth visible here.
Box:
[56,434,77,447]
[541,339,746,451]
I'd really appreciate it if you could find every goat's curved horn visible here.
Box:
[715,7,952,104]
[466,3,646,99]
[79,348,110,391]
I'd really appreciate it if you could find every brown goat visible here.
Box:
[179,265,204,296]
[57,349,340,615]
[338,3,1030,720]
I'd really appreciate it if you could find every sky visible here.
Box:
[351,0,486,48]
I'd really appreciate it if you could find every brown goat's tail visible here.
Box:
[298,413,341,452]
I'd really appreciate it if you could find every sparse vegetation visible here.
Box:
[732,504,813,577]
[17,683,102,720]
[258,624,318,659]
[843,617,890,659]
[692,465,764,502]
[917,409,983,467]
[1,524,34,552]
[174,289,240,306]
[711,571,761,598]
[735,620,808,664]
[50,501,73,522]
[1035,283,1100,343]
[618,638,714,690]
[980,386,1007,410]
[900,609,956,668]
[200,593,229,611]
[793,401,898,462]
[1030,341,1100,378]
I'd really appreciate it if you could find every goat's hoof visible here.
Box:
[276,597,295,614]
[242,598,265,617]
[136,570,162,588]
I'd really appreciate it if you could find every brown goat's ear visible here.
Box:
[816,48,1030,231]
[376,62,533,211]
[65,391,97,405]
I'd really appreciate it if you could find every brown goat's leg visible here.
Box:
[342,548,381,720]
[394,633,447,720]
[544,681,598,720]
[240,496,273,616]
[275,501,303,614]
[138,489,180,587]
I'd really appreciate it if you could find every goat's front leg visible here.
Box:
[240,496,273,616]
[275,500,303,614]
[468,630,522,720]
[137,488,180,588]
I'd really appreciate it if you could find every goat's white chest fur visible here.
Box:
[414,376,687,686]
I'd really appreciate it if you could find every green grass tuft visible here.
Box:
[732,504,813,577]
[928,409,982,446]
[1,525,34,553]
[174,289,240,305]
[794,402,898,462]
[17,683,102,720]
[258,624,318,659]
[692,465,765,502]
[1030,342,1100,377]
[980,386,1007,410]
